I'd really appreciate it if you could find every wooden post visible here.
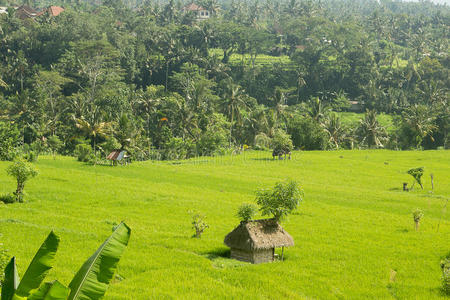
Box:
[281,247,284,261]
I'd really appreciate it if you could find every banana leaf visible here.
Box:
[68,222,131,300]
[1,257,19,300]
[27,281,69,300]
[14,232,60,298]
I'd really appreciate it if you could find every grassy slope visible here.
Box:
[0,150,449,299]
[338,112,396,133]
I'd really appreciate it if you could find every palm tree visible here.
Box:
[356,110,387,148]
[75,117,111,154]
[200,0,220,16]
[220,79,249,145]
[271,88,295,132]
[308,97,328,122]
[321,113,346,149]
[135,88,161,139]
[402,104,437,149]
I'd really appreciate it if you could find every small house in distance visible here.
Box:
[107,149,129,165]
[15,5,39,19]
[224,219,294,264]
[183,3,210,21]
[41,6,65,17]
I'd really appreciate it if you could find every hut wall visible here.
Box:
[230,248,253,263]
[252,249,274,264]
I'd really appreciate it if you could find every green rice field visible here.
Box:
[0,150,449,299]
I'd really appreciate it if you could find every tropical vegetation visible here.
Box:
[0,0,448,163]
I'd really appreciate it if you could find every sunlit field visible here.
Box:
[0,150,449,299]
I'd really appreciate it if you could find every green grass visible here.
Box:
[209,48,292,66]
[0,150,449,299]
[338,112,396,133]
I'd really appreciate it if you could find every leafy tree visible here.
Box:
[6,159,38,203]
[407,167,424,190]
[0,121,20,161]
[33,71,71,136]
[288,116,327,150]
[271,129,293,158]
[256,180,303,221]
[237,203,258,222]
[190,211,208,238]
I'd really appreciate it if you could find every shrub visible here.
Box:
[196,113,229,156]
[256,180,303,221]
[442,254,450,294]
[287,116,327,150]
[6,159,38,203]
[162,137,194,160]
[23,150,38,163]
[254,133,271,150]
[271,130,293,156]
[74,144,93,162]
[237,203,258,222]
[190,211,209,238]
[412,208,423,231]
[0,193,16,204]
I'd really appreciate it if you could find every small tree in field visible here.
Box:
[256,180,303,222]
[6,159,38,202]
[407,167,424,189]
[237,203,258,222]
[190,211,209,238]
[271,130,293,159]
[412,209,423,231]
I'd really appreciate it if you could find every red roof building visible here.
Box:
[183,3,210,20]
[16,5,64,19]
[47,6,64,17]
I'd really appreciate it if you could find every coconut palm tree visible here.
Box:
[321,113,346,149]
[220,79,249,145]
[308,97,328,122]
[402,104,437,148]
[355,109,388,148]
[75,117,111,154]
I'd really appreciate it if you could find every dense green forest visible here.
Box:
[0,0,448,161]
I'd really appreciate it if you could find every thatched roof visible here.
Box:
[224,219,294,251]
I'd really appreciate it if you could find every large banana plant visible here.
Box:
[0,222,131,300]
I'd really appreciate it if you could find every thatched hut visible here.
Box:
[224,219,294,264]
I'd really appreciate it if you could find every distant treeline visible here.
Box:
[0,0,448,161]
